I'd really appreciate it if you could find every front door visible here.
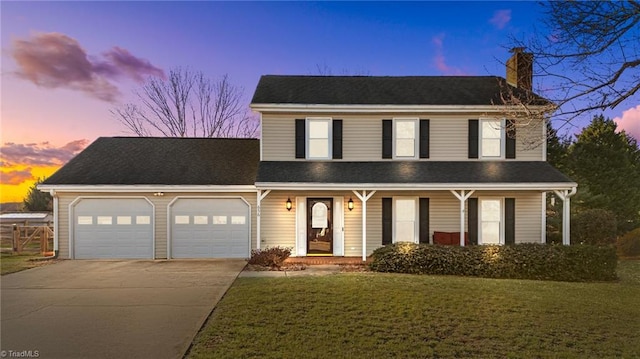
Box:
[307,198,333,255]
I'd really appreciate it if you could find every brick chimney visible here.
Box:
[506,47,533,90]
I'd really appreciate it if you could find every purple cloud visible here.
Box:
[0,140,89,167]
[489,10,511,30]
[1,168,35,185]
[614,105,640,141]
[11,32,165,102]
[431,33,468,76]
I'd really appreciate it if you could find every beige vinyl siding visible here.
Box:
[258,191,296,250]
[515,119,545,161]
[259,191,364,256]
[429,118,470,160]
[57,193,73,259]
[261,116,296,161]
[343,118,381,161]
[261,113,545,161]
[473,191,543,243]
[55,191,256,259]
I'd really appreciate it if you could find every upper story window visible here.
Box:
[480,120,504,158]
[382,119,429,159]
[307,118,331,159]
[469,119,515,159]
[394,119,418,158]
[295,118,342,160]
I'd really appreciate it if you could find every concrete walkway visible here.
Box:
[1,260,246,359]
[239,264,342,277]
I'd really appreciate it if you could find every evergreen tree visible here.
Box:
[568,115,640,234]
[23,178,52,212]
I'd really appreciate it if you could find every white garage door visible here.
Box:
[170,198,249,258]
[73,198,154,259]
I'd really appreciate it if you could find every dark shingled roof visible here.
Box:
[43,137,259,185]
[256,161,574,185]
[251,75,549,106]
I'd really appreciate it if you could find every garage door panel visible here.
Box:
[73,199,153,259]
[171,198,249,259]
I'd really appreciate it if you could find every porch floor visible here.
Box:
[284,256,369,265]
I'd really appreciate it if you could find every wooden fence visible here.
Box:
[0,224,54,255]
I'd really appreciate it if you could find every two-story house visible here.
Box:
[40,51,576,260]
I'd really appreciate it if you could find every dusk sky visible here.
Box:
[1,1,638,203]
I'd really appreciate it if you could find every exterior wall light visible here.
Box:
[153,192,164,196]
[286,197,292,211]
[348,197,354,211]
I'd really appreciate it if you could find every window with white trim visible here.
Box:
[393,197,418,243]
[307,118,331,159]
[479,198,502,244]
[480,119,504,158]
[394,119,418,158]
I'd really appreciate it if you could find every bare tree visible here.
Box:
[510,1,639,124]
[113,68,259,138]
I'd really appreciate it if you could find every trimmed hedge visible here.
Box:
[369,242,617,282]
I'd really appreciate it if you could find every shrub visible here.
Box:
[617,228,640,257]
[571,209,617,245]
[248,246,291,269]
[369,242,617,282]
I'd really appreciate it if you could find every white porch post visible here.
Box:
[352,190,376,261]
[554,187,577,245]
[450,190,475,246]
[256,190,271,250]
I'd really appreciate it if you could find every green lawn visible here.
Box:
[188,260,640,359]
[0,253,55,275]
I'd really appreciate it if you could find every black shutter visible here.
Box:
[382,198,392,245]
[419,198,430,243]
[382,120,392,159]
[332,119,343,159]
[505,198,516,245]
[295,119,305,159]
[419,119,430,159]
[468,120,479,159]
[506,120,516,159]
[468,198,478,245]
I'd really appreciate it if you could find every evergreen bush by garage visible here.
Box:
[571,208,617,245]
[369,242,617,282]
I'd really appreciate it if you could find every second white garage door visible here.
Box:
[170,198,250,258]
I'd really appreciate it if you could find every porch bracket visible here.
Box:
[553,187,577,245]
[353,190,376,261]
[450,190,475,246]
[256,189,271,250]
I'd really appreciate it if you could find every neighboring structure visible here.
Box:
[40,51,576,260]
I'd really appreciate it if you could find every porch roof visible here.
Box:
[256,161,576,190]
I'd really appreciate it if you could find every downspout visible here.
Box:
[43,189,59,259]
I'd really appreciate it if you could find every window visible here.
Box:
[212,216,227,224]
[136,216,150,224]
[231,216,246,225]
[480,120,504,158]
[480,199,502,244]
[78,216,93,225]
[394,119,417,158]
[116,216,131,225]
[307,118,331,159]
[97,216,112,225]
[174,216,190,224]
[194,216,208,224]
[393,197,418,243]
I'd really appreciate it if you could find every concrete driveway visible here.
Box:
[1,260,246,359]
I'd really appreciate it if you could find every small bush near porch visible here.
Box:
[187,260,640,358]
[369,243,617,282]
